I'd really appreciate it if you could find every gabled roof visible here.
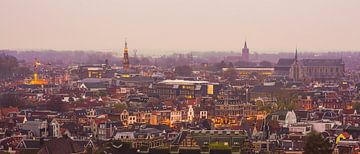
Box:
[172,131,189,145]
[37,137,83,154]
[276,59,295,67]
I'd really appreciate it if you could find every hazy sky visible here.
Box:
[1,0,359,54]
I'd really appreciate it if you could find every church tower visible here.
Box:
[242,41,250,62]
[123,40,130,70]
[289,48,302,81]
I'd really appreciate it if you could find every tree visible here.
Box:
[0,54,18,79]
[0,54,31,80]
[0,93,25,108]
[113,103,127,113]
[257,101,274,114]
[274,90,298,111]
[46,98,70,112]
[240,139,254,154]
[210,61,228,72]
[223,68,238,81]
[353,101,360,112]
[304,132,333,154]
[175,65,193,76]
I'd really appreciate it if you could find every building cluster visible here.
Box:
[1,42,360,154]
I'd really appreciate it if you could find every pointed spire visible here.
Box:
[244,41,248,49]
[125,38,128,49]
[295,48,298,61]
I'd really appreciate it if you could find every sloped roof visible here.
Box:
[301,59,343,67]
[276,59,295,67]
[83,82,107,89]
[37,137,83,154]
[172,131,188,145]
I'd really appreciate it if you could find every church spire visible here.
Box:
[123,39,130,70]
[242,41,250,62]
[125,38,128,49]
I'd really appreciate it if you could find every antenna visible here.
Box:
[134,49,138,58]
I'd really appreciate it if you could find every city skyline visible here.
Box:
[1,0,360,53]
[2,1,360,153]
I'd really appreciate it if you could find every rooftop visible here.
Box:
[158,79,209,85]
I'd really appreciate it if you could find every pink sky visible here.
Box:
[0,0,359,54]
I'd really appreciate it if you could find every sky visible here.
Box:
[0,0,360,54]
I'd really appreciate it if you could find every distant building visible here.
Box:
[242,41,250,62]
[78,62,113,79]
[147,80,219,99]
[275,49,345,81]
[222,67,274,77]
[289,48,302,81]
[171,130,249,153]
[123,40,130,71]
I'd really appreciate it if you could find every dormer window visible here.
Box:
[272,115,279,121]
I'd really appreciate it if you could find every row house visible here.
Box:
[90,118,118,140]
[18,119,49,138]
[114,128,165,151]
[342,109,360,126]
[120,106,200,127]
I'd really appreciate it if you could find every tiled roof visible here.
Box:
[301,59,343,67]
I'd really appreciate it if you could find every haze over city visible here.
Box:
[3,1,360,154]
[1,0,360,53]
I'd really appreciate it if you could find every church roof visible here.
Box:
[276,58,295,67]
[276,58,343,67]
[301,59,343,67]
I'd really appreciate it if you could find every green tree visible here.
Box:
[257,102,274,114]
[274,90,298,111]
[113,103,127,113]
[304,132,333,154]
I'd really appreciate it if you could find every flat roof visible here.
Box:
[159,79,209,85]
[223,67,274,71]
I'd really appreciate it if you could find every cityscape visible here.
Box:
[1,1,360,154]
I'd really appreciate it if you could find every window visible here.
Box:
[325,124,332,130]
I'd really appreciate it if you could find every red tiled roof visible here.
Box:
[0,107,19,117]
